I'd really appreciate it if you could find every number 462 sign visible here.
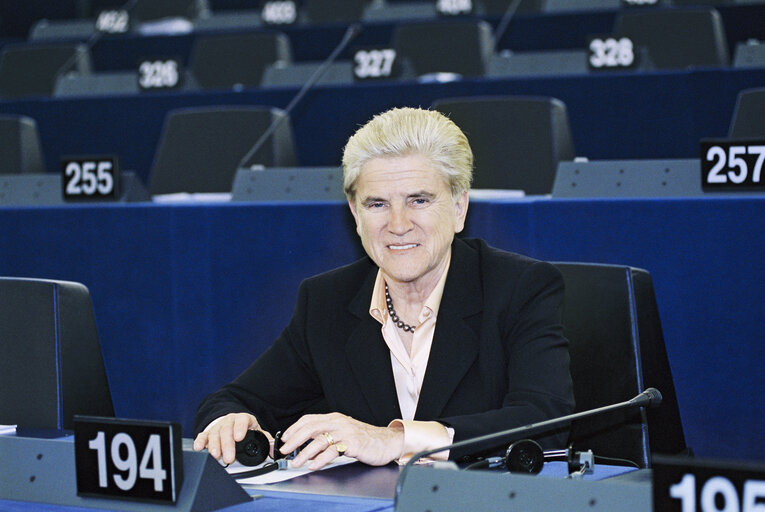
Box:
[74,416,183,504]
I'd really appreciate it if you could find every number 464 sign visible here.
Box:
[74,416,183,504]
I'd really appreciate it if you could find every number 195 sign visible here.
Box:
[74,416,183,504]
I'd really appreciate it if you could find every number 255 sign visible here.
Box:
[74,416,183,504]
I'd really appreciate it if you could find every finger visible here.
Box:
[289,436,330,468]
[232,414,254,442]
[280,421,321,454]
[206,428,222,460]
[193,432,208,451]
[308,445,340,471]
[218,421,238,465]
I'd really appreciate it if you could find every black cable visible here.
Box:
[593,455,640,469]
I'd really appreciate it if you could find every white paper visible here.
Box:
[0,425,16,435]
[226,456,357,485]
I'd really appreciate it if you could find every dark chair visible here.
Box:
[729,87,765,138]
[0,43,91,98]
[554,263,687,468]
[189,32,292,90]
[393,20,494,78]
[303,0,371,23]
[613,7,729,70]
[0,115,46,174]
[433,96,575,194]
[148,106,297,195]
[0,278,114,431]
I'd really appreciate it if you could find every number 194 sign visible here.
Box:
[74,416,183,504]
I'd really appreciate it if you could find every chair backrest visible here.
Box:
[189,32,292,90]
[433,96,575,194]
[729,87,765,138]
[0,115,46,174]
[148,106,297,195]
[613,7,729,70]
[553,263,687,468]
[0,278,114,431]
[393,20,493,78]
[0,43,92,98]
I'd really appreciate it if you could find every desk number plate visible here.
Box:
[61,156,120,201]
[74,416,183,504]
[701,139,765,191]
[653,455,765,512]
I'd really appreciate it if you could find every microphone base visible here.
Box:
[395,465,650,511]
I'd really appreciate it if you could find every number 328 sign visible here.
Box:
[74,416,183,504]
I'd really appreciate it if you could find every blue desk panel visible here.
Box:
[0,197,763,462]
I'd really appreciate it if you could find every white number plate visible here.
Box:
[701,139,765,191]
[61,156,120,201]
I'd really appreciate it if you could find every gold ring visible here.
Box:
[335,442,347,455]
[322,431,335,446]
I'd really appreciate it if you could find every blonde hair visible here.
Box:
[342,107,473,201]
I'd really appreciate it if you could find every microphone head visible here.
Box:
[631,387,662,408]
[644,387,662,407]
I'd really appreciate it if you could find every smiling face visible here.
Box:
[348,154,468,291]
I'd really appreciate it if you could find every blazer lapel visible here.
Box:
[345,268,402,425]
[415,238,483,420]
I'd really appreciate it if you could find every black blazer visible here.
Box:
[194,237,574,460]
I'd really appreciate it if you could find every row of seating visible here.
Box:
[14,0,760,41]
[2,88,764,197]
[3,6,762,100]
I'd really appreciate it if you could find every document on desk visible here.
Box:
[226,456,357,485]
[0,425,16,435]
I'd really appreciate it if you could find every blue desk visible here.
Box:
[0,196,763,462]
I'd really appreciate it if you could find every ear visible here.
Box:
[453,191,469,233]
[348,199,362,236]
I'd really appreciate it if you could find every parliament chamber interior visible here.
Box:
[1,0,764,510]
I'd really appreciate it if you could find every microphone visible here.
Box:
[492,0,523,53]
[395,388,663,501]
[629,387,662,408]
[236,23,362,170]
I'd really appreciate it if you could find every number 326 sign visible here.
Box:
[74,416,183,504]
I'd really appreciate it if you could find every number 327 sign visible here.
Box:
[74,416,183,504]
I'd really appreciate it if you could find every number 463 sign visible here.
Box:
[74,416,183,504]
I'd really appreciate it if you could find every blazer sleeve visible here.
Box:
[193,279,327,436]
[438,260,575,460]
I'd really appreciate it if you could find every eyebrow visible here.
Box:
[360,191,436,205]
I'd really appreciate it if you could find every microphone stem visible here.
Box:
[415,397,642,463]
[237,24,360,170]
